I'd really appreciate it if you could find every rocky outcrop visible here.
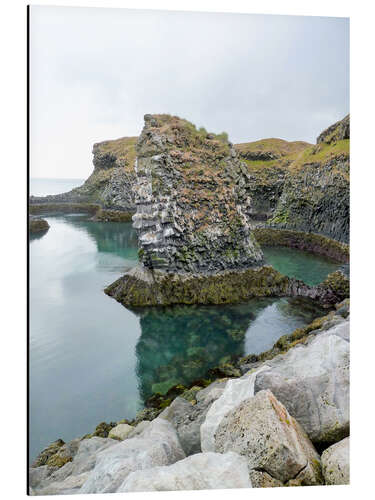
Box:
[29,216,49,234]
[132,114,263,273]
[235,138,311,223]
[270,115,349,243]
[317,114,350,144]
[321,437,350,485]
[105,262,349,307]
[29,136,137,219]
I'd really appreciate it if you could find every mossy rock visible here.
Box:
[46,454,72,468]
[31,439,65,468]
[92,421,117,438]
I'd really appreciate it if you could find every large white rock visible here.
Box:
[254,329,349,446]
[118,452,252,492]
[108,423,133,441]
[214,390,322,485]
[322,437,350,485]
[201,365,269,452]
[79,418,185,494]
[31,471,90,496]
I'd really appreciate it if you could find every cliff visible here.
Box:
[29,136,137,217]
[105,114,349,308]
[234,139,311,223]
[133,114,263,273]
[269,115,350,242]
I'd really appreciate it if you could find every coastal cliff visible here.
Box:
[269,115,350,242]
[234,138,311,223]
[105,114,349,308]
[29,136,137,220]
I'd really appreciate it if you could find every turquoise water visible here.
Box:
[263,246,346,286]
[29,214,338,461]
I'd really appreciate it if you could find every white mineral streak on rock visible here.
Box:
[200,364,270,452]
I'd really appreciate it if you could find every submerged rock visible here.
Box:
[214,390,322,485]
[321,437,350,485]
[118,452,252,491]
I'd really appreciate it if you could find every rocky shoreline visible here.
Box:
[29,299,350,494]
[29,112,350,493]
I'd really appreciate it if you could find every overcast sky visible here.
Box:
[30,6,349,179]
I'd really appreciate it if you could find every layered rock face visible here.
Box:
[234,138,311,223]
[29,136,137,216]
[132,114,263,273]
[270,115,350,242]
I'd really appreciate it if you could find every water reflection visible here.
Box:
[133,297,326,402]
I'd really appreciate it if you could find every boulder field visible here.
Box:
[29,306,350,494]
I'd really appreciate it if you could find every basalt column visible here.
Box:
[132,113,263,274]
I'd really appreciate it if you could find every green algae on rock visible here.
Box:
[105,264,349,307]
[253,227,349,263]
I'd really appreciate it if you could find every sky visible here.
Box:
[30,6,349,179]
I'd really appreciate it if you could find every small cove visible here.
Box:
[29,214,341,460]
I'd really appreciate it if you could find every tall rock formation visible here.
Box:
[269,115,350,243]
[132,114,263,273]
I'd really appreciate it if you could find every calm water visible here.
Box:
[29,214,339,460]
[263,246,345,286]
[30,178,85,196]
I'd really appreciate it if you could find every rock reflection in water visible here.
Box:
[133,297,327,403]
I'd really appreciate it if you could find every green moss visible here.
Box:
[46,454,72,468]
[253,228,349,264]
[29,203,100,215]
[291,139,349,172]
